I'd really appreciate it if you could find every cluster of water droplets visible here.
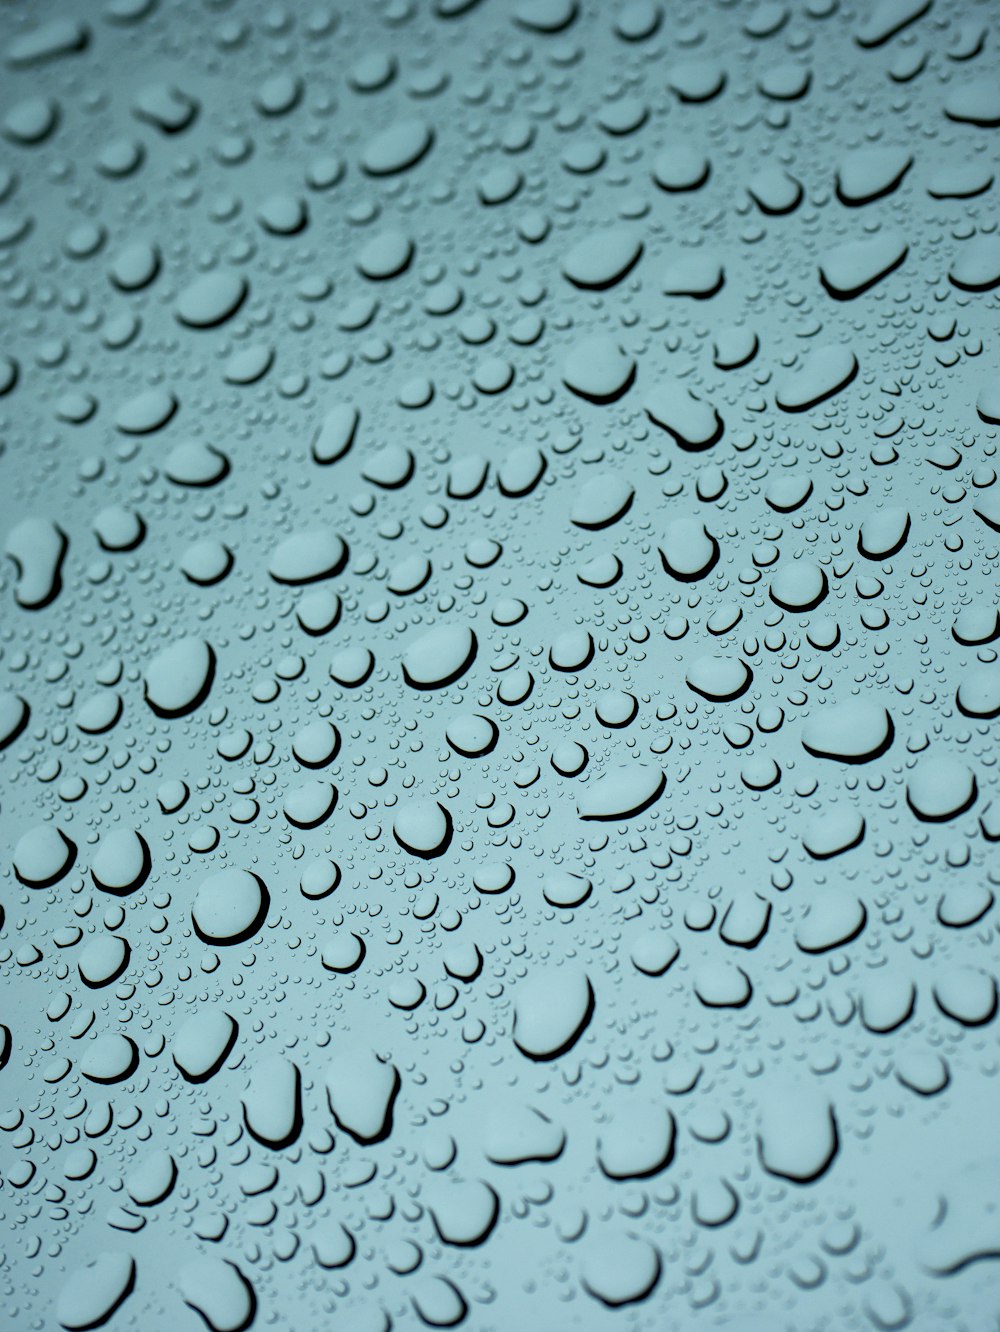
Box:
[2,0,1000,1328]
